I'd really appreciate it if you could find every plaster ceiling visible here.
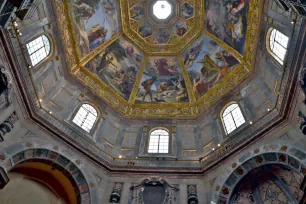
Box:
[53,0,261,119]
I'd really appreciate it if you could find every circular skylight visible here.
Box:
[153,0,172,20]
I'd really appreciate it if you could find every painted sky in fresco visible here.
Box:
[204,0,250,54]
[85,37,143,100]
[136,56,189,104]
[69,0,121,56]
[182,34,239,99]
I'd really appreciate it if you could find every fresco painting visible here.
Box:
[85,37,143,100]
[180,3,194,19]
[138,22,153,38]
[172,20,188,37]
[69,0,121,56]
[155,29,171,44]
[230,164,304,203]
[136,57,189,104]
[182,35,239,99]
[130,5,145,21]
[205,0,249,54]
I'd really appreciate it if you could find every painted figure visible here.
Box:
[181,3,194,19]
[192,66,219,98]
[175,24,187,36]
[102,0,116,16]
[205,0,249,54]
[141,76,157,102]
[155,29,171,44]
[182,34,239,98]
[154,58,177,76]
[139,23,152,38]
[72,3,95,23]
[70,0,120,54]
[184,48,197,67]
[136,57,188,104]
[85,38,143,100]
[130,5,144,20]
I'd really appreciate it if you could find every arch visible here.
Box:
[210,144,306,204]
[1,162,77,203]
[221,102,245,135]
[26,34,52,66]
[0,142,91,204]
[229,164,303,203]
[72,103,98,133]
[266,27,289,65]
[148,128,170,153]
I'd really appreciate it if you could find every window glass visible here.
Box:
[26,35,51,66]
[269,29,289,64]
[72,104,98,133]
[148,129,169,153]
[222,104,245,134]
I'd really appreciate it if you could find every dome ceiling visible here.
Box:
[53,0,261,119]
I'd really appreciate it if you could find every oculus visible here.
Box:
[153,1,172,20]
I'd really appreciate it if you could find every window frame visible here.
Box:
[221,102,246,135]
[26,34,52,67]
[147,128,170,154]
[72,103,99,134]
[266,27,289,65]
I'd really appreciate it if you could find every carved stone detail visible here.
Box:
[0,66,12,107]
[187,185,198,204]
[110,182,123,203]
[299,62,306,103]
[0,167,9,189]
[0,112,18,141]
[130,176,179,204]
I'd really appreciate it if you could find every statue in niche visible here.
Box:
[187,185,198,204]
[109,182,123,203]
[129,176,179,204]
[299,62,306,104]
[0,67,12,107]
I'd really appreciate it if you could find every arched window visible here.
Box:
[72,104,98,133]
[268,28,289,65]
[148,129,169,153]
[222,103,245,135]
[26,35,51,66]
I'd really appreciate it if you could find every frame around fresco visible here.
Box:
[52,0,263,119]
